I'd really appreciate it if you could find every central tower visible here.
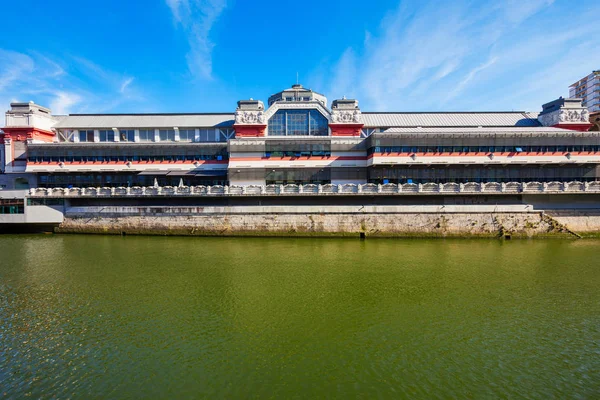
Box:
[233,84,363,138]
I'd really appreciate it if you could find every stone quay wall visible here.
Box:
[24,183,600,238]
[56,209,600,238]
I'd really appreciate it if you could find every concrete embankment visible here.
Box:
[55,206,600,238]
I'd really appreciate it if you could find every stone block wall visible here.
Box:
[56,211,599,238]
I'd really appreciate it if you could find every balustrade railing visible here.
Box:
[27,181,600,198]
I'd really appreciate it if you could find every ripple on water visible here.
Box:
[1,236,599,398]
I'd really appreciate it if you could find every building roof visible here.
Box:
[381,126,581,134]
[362,112,541,128]
[50,111,543,130]
[52,113,235,129]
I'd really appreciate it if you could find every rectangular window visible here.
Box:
[139,129,155,142]
[120,129,135,142]
[287,112,308,136]
[268,112,286,136]
[79,130,95,142]
[218,128,234,142]
[0,199,24,214]
[199,128,214,142]
[58,130,75,142]
[179,129,195,142]
[99,130,115,142]
[159,129,175,141]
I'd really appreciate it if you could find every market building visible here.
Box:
[0,84,597,190]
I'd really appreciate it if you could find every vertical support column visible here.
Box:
[195,128,200,142]
[93,129,100,143]
[134,129,140,142]
[2,138,11,173]
[174,127,180,142]
[154,128,160,142]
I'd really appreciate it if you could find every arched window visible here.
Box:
[268,109,328,136]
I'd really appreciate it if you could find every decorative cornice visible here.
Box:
[234,110,266,125]
[539,107,590,126]
[263,101,332,122]
[330,109,362,124]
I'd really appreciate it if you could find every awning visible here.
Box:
[137,171,169,176]
[194,170,228,177]
[166,171,195,176]
[137,170,227,177]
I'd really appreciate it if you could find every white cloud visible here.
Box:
[49,92,82,115]
[446,56,498,101]
[318,0,597,111]
[432,59,461,81]
[120,77,134,94]
[166,0,227,80]
[0,50,34,92]
[0,49,144,116]
[328,48,358,101]
[498,0,554,24]
[165,0,187,22]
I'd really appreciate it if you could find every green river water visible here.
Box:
[1,235,599,399]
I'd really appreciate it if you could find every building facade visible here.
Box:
[0,85,597,190]
[569,70,600,113]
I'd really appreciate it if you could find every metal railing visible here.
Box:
[27,181,600,198]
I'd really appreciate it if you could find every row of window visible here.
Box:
[29,154,227,163]
[37,174,227,188]
[266,151,331,157]
[265,143,331,152]
[27,198,65,206]
[368,145,600,155]
[0,206,24,214]
[0,199,24,214]
[71,129,234,143]
[233,168,368,182]
[368,165,597,183]
[370,177,600,184]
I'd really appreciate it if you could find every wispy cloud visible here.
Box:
[318,0,598,112]
[120,77,134,94]
[0,50,145,116]
[166,0,187,22]
[446,56,498,101]
[49,92,82,115]
[0,50,34,92]
[165,0,228,80]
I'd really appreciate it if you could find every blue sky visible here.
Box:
[1,0,599,115]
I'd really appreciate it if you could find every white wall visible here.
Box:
[0,206,64,224]
[230,179,265,186]
[25,206,64,223]
[331,179,368,185]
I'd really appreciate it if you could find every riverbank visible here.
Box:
[8,189,600,238]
